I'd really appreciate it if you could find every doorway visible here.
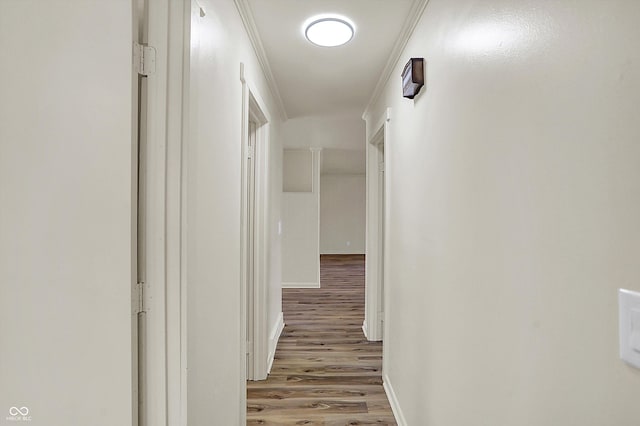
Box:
[245,118,257,379]
[364,108,391,343]
[240,71,271,384]
[377,139,385,339]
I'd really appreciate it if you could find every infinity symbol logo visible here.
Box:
[9,407,29,416]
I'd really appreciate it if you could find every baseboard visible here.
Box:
[362,320,369,339]
[319,252,366,255]
[383,373,407,426]
[282,282,320,288]
[267,312,284,373]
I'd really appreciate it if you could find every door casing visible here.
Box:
[135,0,190,425]
[364,108,392,344]
[240,63,272,393]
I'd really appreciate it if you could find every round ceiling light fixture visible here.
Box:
[303,15,355,47]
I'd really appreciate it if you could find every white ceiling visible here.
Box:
[244,0,418,118]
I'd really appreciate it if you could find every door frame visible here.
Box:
[364,108,391,342]
[132,1,144,424]
[136,0,190,425]
[240,63,271,388]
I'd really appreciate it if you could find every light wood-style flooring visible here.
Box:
[247,254,396,425]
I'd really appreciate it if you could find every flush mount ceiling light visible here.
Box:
[303,15,355,47]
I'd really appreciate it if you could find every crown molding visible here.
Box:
[233,0,288,120]
[362,0,430,121]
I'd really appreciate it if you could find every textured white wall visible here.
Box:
[320,174,366,254]
[187,0,283,423]
[0,1,134,425]
[366,0,640,424]
[282,111,365,150]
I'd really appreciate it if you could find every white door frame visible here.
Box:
[240,63,271,387]
[364,108,391,342]
[136,0,190,425]
[132,2,144,424]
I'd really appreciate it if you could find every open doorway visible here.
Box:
[240,67,272,383]
[364,108,391,343]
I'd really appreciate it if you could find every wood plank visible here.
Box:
[247,254,397,425]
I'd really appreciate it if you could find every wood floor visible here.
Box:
[247,254,396,425]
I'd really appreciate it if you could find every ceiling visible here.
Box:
[243,0,419,119]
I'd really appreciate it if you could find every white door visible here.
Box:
[0,1,137,425]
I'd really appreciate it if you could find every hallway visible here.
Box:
[247,255,396,425]
[3,1,640,424]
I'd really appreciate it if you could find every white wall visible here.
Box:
[268,121,284,368]
[282,111,365,150]
[321,149,366,175]
[187,0,282,423]
[282,193,319,286]
[0,1,134,425]
[283,149,313,192]
[320,174,366,254]
[282,149,321,287]
[366,1,640,425]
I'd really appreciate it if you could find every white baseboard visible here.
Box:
[282,281,320,288]
[383,373,407,426]
[362,320,369,339]
[267,312,284,373]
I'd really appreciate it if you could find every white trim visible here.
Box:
[140,0,173,424]
[282,282,320,289]
[233,0,288,120]
[132,5,142,425]
[373,108,392,136]
[311,147,322,289]
[253,116,271,381]
[240,63,272,384]
[362,320,369,340]
[139,1,190,425]
[267,312,285,373]
[178,4,190,424]
[362,0,430,121]
[383,373,408,426]
[239,61,249,425]
[364,108,391,342]
[165,1,190,425]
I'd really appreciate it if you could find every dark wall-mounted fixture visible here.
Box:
[401,58,424,99]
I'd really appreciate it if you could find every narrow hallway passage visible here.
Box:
[247,255,396,425]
